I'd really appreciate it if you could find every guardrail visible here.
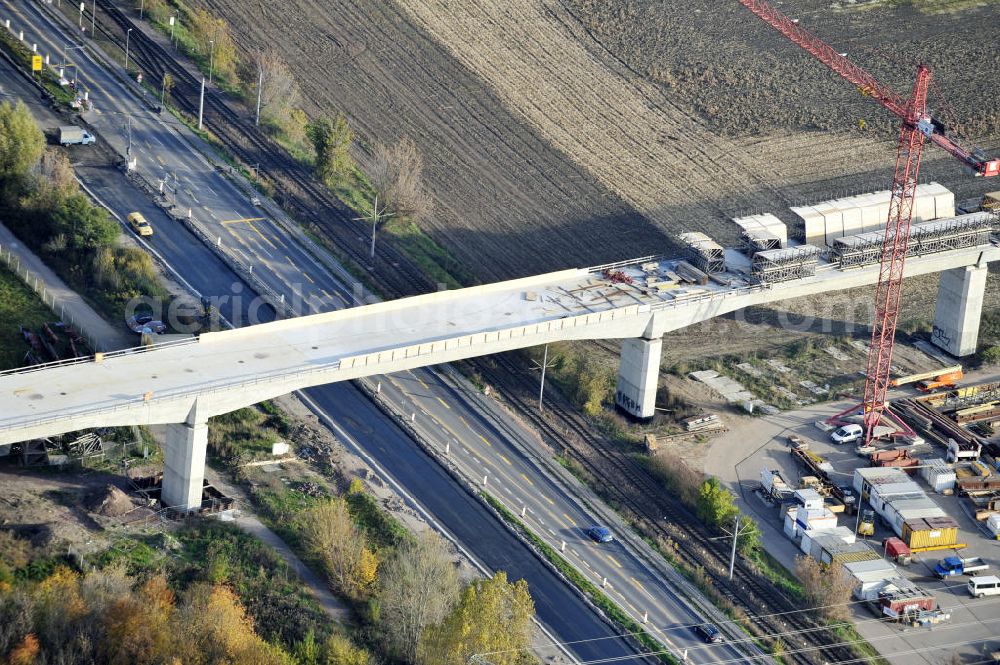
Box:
[0,357,342,435]
[587,255,660,273]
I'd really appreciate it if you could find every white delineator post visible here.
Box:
[615,337,662,419]
[162,401,208,510]
[932,264,987,357]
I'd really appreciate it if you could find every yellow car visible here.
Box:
[127,212,153,237]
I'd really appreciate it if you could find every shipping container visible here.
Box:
[854,467,910,495]
[794,488,824,510]
[802,527,856,559]
[877,578,936,618]
[903,517,959,550]
[822,542,881,566]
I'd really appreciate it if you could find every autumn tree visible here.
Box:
[308,114,354,189]
[298,499,377,600]
[378,531,460,661]
[188,9,237,82]
[418,572,535,665]
[176,583,292,665]
[323,634,372,665]
[370,137,432,220]
[794,556,855,622]
[7,633,39,665]
[250,49,301,125]
[0,100,45,182]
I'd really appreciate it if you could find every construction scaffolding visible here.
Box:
[740,229,782,257]
[731,213,786,257]
[832,212,997,269]
[751,245,819,283]
[679,231,726,274]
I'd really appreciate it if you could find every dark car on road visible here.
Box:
[585,525,614,543]
[695,623,723,644]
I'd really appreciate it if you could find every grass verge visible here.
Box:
[0,263,57,370]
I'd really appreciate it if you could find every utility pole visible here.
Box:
[354,195,393,262]
[728,515,740,580]
[90,0,96,37]
[255,65,263,125]
[169,15,176,46]
[530,344,557,412]
[78,2,84,29]
[208,37,215,84]
[160,71,166,105]
[139,0,144,20]
[197,77,205,129]
[124,27,132,73]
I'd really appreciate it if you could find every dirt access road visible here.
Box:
[199,0,999,284]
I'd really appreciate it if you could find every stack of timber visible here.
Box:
[675,261,710,285]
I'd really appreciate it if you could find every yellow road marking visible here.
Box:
[220,217,266,225]
[155,154,165,165]
[544,495,555,506]
[321,289,333,299]
[218,217,276,248]
[418,377,430,390]
[606,554,622,569]
[303,272,315,284]
[479,434,492,447]
[563,512,576,525]
[521,473,534,486]
[436,397,451,410]
[459,415,469,427]
[630,577,645,590]
[499,454,512,466]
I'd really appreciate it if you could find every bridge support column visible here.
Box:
[932,265,987,357]
[162,407,208,511]
[615,337,662,420]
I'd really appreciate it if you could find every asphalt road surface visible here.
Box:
[0,4,756,662]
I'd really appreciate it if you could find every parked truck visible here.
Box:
[917,369,964,393]
[934,556,990,579]
[58,125,95,146]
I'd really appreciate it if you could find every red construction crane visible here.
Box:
[734,0,1000,443]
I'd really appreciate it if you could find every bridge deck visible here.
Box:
[0,240,996,442]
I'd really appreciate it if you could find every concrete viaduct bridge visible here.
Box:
[0,236,994,510]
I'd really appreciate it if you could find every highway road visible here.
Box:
[0,27,647,663]
[4,0,350,318]
[1,5,762,663]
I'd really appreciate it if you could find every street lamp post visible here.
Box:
[208,39,215,84]
[124,28,132,73]
[139,0,145,20]
[90,0,96,37]
[78,2,85,29]
[169,15,176,46]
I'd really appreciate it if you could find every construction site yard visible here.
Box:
[702,371,1000,665]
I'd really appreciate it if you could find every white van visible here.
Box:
[968,575,1000,598]
[831,424,863,444]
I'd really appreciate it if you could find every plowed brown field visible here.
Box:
[200,0,1000,280]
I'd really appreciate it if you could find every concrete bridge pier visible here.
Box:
[162,400,208,511]
[615,337,662,420]
[932,263,987,357]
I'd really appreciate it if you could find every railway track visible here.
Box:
[84,0,435,299]
[74,5,876,662]
[476,353,865,665]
